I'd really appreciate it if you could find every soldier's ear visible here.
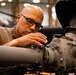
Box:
[16,13,21,22]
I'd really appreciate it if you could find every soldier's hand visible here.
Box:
[16,32,48,47]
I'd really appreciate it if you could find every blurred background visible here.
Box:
[0,0,61,27]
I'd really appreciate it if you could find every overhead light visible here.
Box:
[52,6,55,12]
[8,0,13,2]
[1,2,6,6]
[23,3,30,7]
[46,4,49,8]
[52,12,56,20]
[0,0,3,1]
[33,0,40,3]
[52,6,56,20]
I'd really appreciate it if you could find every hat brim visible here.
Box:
[55,1,76,29]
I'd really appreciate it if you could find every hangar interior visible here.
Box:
[0,0,76,75]
[0,0,60,27]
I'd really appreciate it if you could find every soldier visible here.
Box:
[0,5,48,47]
